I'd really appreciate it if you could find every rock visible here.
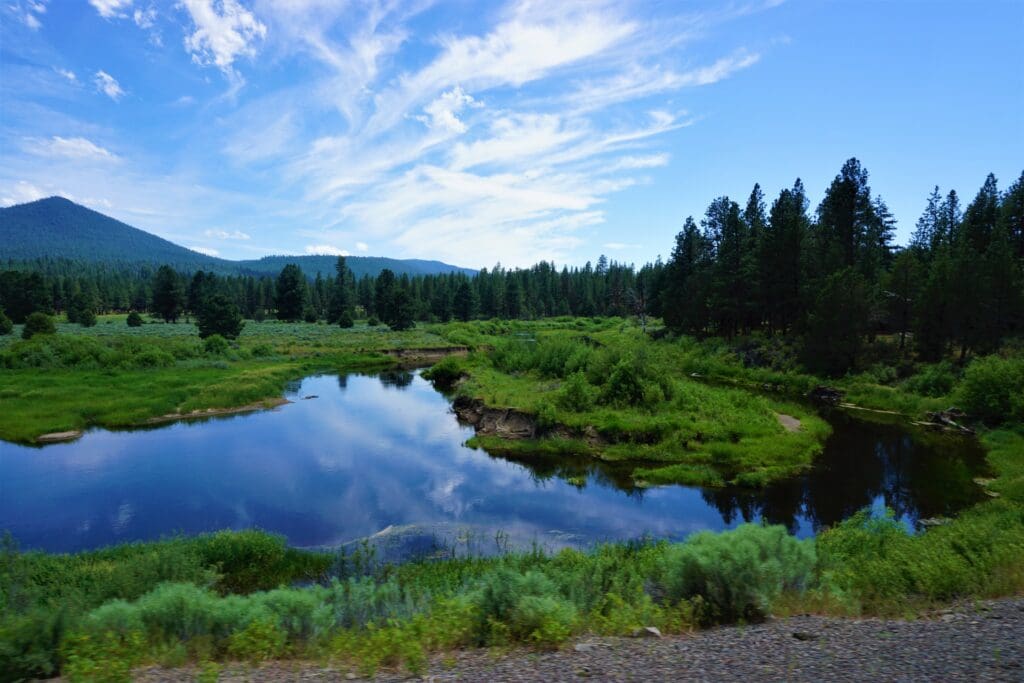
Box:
[919,517,952,528]
[302,395,319,400]
[345,673,357,680]
[792,631,819,641]
[632,626,662,638]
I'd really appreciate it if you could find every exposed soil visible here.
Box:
[452,396,540,439]
[128,597,1024,682]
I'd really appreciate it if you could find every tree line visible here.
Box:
[2,158,1021,374]
[656,159,1023,373]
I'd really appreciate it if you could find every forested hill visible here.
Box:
[0,197,476,278]
[236,255,476,279]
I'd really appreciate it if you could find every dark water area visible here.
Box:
[0,371,989,556]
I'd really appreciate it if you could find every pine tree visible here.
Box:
[151,265,184,323]
[274,264,306,322]
[327,256,352,323]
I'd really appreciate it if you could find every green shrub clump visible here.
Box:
[660,524,816,624]
[203,334,230,356]
[956,355,1024,425]
[472,569,577,648]
[126,311,144,327]
[0,308,12,336]
[556,371,595,412]
[21,312,55,340]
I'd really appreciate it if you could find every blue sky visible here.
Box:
[1,0,1021,268]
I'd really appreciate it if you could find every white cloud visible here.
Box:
[173,95,196,106]
[204,228,251,240]
[190,246,220,256]
[94,70,125,100]
[305,244,350,256]
[9,0,47,29]
[355,241,369,252]
[26,136,119,162]
[180,0,267,74]
[133,6,156,29]
[417,87,479,134]
[89,0,132,19]
[678,50,761,86]
[55,68,77,82]
[0,180,47,207]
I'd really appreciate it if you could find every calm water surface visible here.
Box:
[0,371,988,555]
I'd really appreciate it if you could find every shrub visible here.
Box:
[956,355,1024,425]
[126,311,143,327]
[78,308,97,328]
[903,361,957,397]
[21,312,55,340]
[226,619,286,663]
[423,355,465,387]
[338,311,354,328]
[600,360,646,407]
[508,595,577,649]
[203,334,230,356]
[0,308,12,335]
[659,524,816,624]
[367,316,379,327]
[556,371,595,412]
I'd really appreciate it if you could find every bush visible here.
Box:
[21,312,55,340]
[78,308,97,328]
[422,355,465,387]
[600,360,646,407]
[227,618,286,663]
[556,371,595,412]
[508,595,577,649]
[0,308,12,335]
[903,361,957,398]
[203,334,230,356]
[338,311,354,328]
[367,316,380,327]
[956,355,1024,425]
[126,311,143,327]
[660,524,816,624]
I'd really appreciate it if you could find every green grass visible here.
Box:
[0,319,456,443]
[2,319,1023,679]
[428,322,832,487]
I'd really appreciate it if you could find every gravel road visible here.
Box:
[131,597,1024,682]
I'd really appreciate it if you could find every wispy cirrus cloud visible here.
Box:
[25,136,119,162]
[2,0,776,265]
[93,70,125,100]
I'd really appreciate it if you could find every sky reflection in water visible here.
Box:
[0,372,988,554]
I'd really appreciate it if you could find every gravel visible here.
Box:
[130,597,1024,683]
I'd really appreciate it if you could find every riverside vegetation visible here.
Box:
[1,315,1022,681]
[1,159,1023,680]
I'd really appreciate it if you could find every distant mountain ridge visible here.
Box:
[0,197,477,279]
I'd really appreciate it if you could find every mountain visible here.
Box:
[0,197,476,278]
